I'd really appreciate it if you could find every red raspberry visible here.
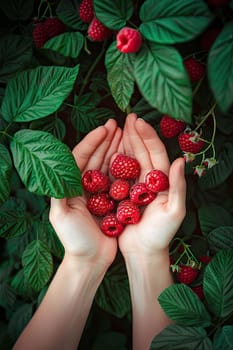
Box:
[191,285,204,300]
[117,200,140,224]
[109,179,130,201]
[82,169,110,193]
[100,214,124,237]
[79,0,94,23]
[44,17,66,41]
[87,193,115,216]
[199,255,212,265]
[160,115,186,138]
[88,16,112,41]
[110,154,140,180]
[184,58,205,82]
[116,27,142,53]
[145,169,169,193]
[206,0,230,7]
[33,21,48,48]
[176,265,198,285]
[130,183,156,205]
[178,131,204,154]
[199,27,221,51]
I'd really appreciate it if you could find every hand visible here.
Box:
[49,119,121,269]
[118,114,186,257]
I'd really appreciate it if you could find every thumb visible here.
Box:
[49,197,68,222]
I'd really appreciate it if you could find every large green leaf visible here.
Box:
[203,249,233,319]
[208,21,233,113]
[0,144,12,205]
[213,326,233,350]
[139,0,213,44]
[95,258,131,318]
[56,0,86,31]
[158,284,211,327]
[0,197,32,239]
[30,115,66,141]
[43,32,84,58]
[94,0,133,29]
[22,240,53,292]
[10,129,82,198]
[134,42,192,122]
[208,226,233,254]
[0,35,32,83]
[10,269,35,299]
[0,0,33,20]
[8,303,33,341]
[105,41,135,111]
[150,324,213,350]
[1,65,79,122]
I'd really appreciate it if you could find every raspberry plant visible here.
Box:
[0,0,233,349]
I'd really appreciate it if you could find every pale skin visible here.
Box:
[13,114,186,350]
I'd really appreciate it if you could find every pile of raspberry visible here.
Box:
[82,154,169,237]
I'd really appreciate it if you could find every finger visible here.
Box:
[135,118,170,174]
[122,113,137,155]
[72,125,107,171]
[49,197,68,220]
[101,126,122,173]
[167,157,186,217]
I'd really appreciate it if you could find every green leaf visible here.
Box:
[208,226,233,254]
[0,34,32,83]
[94,0,133,29]
[203,249,233,319]
[8,303,33,341]
[0,281,16,309]
[11,269,35,299]
[30,115,66,141]
[213,326,233,350]
[43,32,84,58]
[95,258,131,318]
[139,0,213,44]
[158,284,211,327]
[208,21,233,112]
[198,204,233,237]
[0,197,32,239]
[56,0,87,31]
[0,0,34,20]
[134,42,192,122]
[0,144,12,205]
[1,65,79,122]
[105,41,135,111]
[198,143,233,190]
[92,331,127,350]
[22,240,53,292]
[150,324,213,350]
[10,129,82,198]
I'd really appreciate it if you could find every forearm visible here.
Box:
[124,249,173,350]
[13,254,107,350]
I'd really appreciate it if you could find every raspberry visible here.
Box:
[191,285,204,300]
[199,255,212,265]
[116,27,142,53]
[100,214,124,237]
[160,115,186,138]
[110,154,140,180]
[206,0,230,7]
[145,169,169,193]
[130,183,156,205]
[44,17,66,41]
[88,16,112,41]
[79,0,94,23]
[33,21,48,48]
[176,265,198,285]
[117,200,140,224]
[82,169,110,193]
[184,58,205,82]
[87,193,115,216]
[199,27,221,51]
[109,179,130,201]
[178,131,204,154]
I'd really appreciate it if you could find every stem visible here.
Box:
[194,103,216,132]
[194,111,217,158]
[192,76,204,98]
[0,130,14,141]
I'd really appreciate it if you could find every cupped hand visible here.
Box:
[49,119,121,268]
[118,114,186,256]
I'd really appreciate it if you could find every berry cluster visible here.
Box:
[82,154,169,237]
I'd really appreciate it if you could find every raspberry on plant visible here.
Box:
[116,27,143,53]
[176,265,198,285]
[184,57,205,82]
[110,154,140,180]
[160,115,186,138]
[109,179,130,201]
[130,182,156,206]
[191,285,204,300]
[88,16,112,41]
[145,169,169,193]
[178,131,204,154]
[33,21,48,48]
[199,27,221,51]
[206,0,230,7]
[79,0,94,23]
[100,214,124,237]
[82,169,110,193]
[44,17,66,41]
[87,193,115,216]
[117,200,140,224]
